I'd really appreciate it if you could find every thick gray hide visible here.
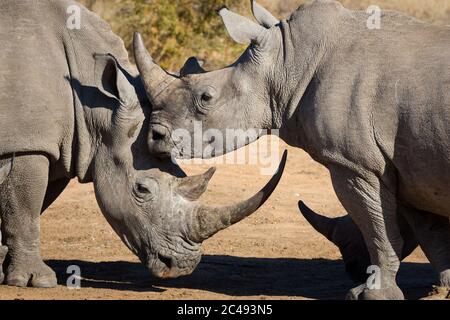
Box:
[139,0,450,299]
[0,0,285,287]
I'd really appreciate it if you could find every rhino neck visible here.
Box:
[272,3,346,147]
[63,4,139,183]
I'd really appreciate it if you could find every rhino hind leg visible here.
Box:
[0,244,7,284]
[400,207,450,295]
[298,202,418,284]
[1,154,56,288]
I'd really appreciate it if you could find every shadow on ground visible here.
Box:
[47,256,435,300]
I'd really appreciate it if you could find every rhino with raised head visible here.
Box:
[136,0,450,299]
[0,0,285,288]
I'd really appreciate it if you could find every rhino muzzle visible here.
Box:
[147,123,174,158]
[143,151,287,279]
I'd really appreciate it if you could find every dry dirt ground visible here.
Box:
[0,141,437,300]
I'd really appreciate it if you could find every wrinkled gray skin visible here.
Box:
[137,0,450,299]
[0,158,12,283]
[0,0,285,288]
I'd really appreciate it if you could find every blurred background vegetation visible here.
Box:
[79,0,450,71]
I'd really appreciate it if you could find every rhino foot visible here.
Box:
[421,286,450,300]
[345,283,366,300]
[346,284,404,300]
[0,245,8,284]
[6,260,57,288]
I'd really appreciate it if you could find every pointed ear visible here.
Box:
[176,167,216,201]
[218,7,267,45]
[180,57,206,77]
[251,1,279,28]
[94,54,135,105]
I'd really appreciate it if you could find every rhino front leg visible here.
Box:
[330,166,404,300]
[1,154,56,288]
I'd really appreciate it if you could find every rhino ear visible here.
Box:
[251,1,279,28]
[218,7,267,45]
[180,57,206,77]
[94,54,135,105]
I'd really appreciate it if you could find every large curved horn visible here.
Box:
[191,150,287,242]
[133,32,173,102]
[298,201,339,243]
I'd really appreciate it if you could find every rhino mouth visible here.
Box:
[147,250,202,279]
[148,122,207,160]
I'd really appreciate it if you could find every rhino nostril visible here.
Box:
[159,254,172,270]
[150,125,168,142]
[152,131,165,141]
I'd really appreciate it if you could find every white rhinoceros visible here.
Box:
[136,0,450,299]
[0,0,286,288]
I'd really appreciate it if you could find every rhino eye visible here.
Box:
[137,183,151,194]
[201,92,212,102]
[134,177,159,200]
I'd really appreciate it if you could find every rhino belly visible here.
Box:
[396,153,450,218]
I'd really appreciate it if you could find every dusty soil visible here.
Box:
[0,141,437,300]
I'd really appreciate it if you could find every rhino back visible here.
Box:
[345,14,450,216]
[0,0,134,181]
[0,0,74,174]
[291,5,450,216]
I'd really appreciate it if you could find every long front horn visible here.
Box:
[298,201,339,243]
[133,32,173,102]
[190,150,287,242]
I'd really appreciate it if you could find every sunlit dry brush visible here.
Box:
[262,0,450,24]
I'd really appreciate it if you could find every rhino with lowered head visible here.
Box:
[0,0,286,288]
[135,0,450,299]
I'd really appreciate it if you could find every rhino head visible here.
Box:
[86,46,286,279]
[134,1,285,158]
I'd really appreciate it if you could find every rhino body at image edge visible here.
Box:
[140,0,450,299]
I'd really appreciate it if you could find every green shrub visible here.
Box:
[81,0,248,70]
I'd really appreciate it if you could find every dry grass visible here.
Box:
[261,0,450,24]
